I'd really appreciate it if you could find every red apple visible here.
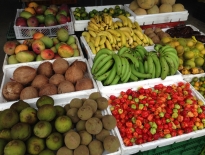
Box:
[27,16,39,27]
[35,5,47,15]
[56,14,68,24]
[15,17,27,26]
[41,49,55,60]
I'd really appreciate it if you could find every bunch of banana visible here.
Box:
[82,14,154,54]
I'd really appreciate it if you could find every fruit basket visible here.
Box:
[123,4,189,26]
[2,35,84,73]
[101,78,205,155]
[0,95,121,155]
[0,58,98,103]
[70,5,134,31]
[14,9,74,39]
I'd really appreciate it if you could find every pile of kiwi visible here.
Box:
[0,92,120,155]
[2,58,94,102]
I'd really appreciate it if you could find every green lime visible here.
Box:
[190,81,195,86]
[200,77,205,81]
[202,84,205,88]
[192,77,199,82]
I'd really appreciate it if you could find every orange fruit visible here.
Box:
[24,7,36,15]
[33,32,44,40]
[14,44,28,54]
[28,2,38,8]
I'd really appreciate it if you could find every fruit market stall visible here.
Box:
[1,0,205,154]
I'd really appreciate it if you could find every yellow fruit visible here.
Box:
[200,49,205,55]
[183,50,195,59]
[24,7,36,15]
[186,39,195,47]
[184,59,195,68]
[173,41,180,47]
[179,58,183,65]
[176,45,184,56]
[28,2,38,8]
[167,41,176,48]
[14,44,28,54]
[195,42,204,51]
[195,57,204,67]
[161,36,172,44]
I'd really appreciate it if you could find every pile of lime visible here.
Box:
[190,76,205,97]
[73,5,131,20]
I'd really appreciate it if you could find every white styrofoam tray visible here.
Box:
[0,98,121,155]
[70,5,135,31]
[0,58,98,103]
[101,78,205,155]
[124,4,189,26]
[2,35,84,73]
[14,9,74,39]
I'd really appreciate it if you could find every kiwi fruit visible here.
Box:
[31,74,49,89]
[19,107,37,125]
[71,60,87,73]
[13,66,37,85]
[55,115,72,133]
[4,140,26,155]
[52,57,69,74]
[10,100,30,113]
[93,110,103,119]
[66,108,80,123]
[39,149,55,155]
[58,80,75,94]
[55,105,66,117]
[39,83,57,97]
[2,81,24,101]
[96,97,108,110]
[37,104,56,121]
[49,74,65,86]
[20,86,38,100]
[46,132,63,151]
[103,135,120,153]
[79,130,92,145]
[144,28,154,35]
[27,136,45,154]
[75,77,94,91]
[0,109,19,129]
[11,122,31,141]
[74,145,89,155]
[33,121,52,138]
[89,92,102,100]
[88,139,103,155]
[96,129,110,142]
[85,117,103,135]
[37,61,54,78]
[56,146,73,155]
[101,115,117,130]
[65,65,84,84]
[83,99,97,113]
[76,120,86,132]
[77,105,93,120]
[64,131,80,149]
[70,98,83,108]
[36,95,54,108]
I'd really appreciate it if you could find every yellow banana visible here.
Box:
[133,42,138,47]
[112,35,117,45]
[93,15,100,23]
[105,39,113,50]
[117,42,122,48]
[94,36,101,47]
[88,42,97,54]
[135,35,143,45]
[119,27,134,36]
[113,22,118,29]
[87,26,98,32]
[142,34,149,44]
[122,31,133,45]
[100,21,107,27]
[112,34,121,42]
[115,21,123,28]
[88,22,99,31]
[100,43,105,49]
[90,18,98,25]
[134,21,142,32]
[115,45,120,50]
[96,46,101,53]
[97,31,114,44]
[118,15,128,27]
[132,23,136,29]
[133,29,144,40]
[148,37,154,45]
[109,25,115,30]
[90,37,95,44]
[107,29,120,37]
[99,36,106,45]
[88,30,97,38]
[82,31,91,42]
[108,15,113,27]
[126,17,133,28]
[103,14,110,25]
[116,30,126,46]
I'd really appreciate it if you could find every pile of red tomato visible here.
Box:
[108,82,205,146]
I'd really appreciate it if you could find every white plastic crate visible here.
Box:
[0,58,98,103]
[70,5,134,31]
[0,98,121,155]
[14,9,75,39]
[2,35,84,73]
[101,79,205,155]
[124,4,189,26]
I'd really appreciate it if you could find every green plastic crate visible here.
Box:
[133,136,205,155]
[6,22,16,41]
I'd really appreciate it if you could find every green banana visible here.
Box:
[151,61,156,79]
[94,59,114,77]
[144,60,148,74]
[95,69,111,81]
[113,54,122,75]
[161,47,178,55]
[121,58,130,82]
[135,45,147,54]
[92,54,108,74]
[147,54,154,75]
[133,51,142,61]
[104,64,117,86]
[164,52,179,68]
[120,57,127,79]
[110,74,121,85]
[159,45,173,53]
[130,63,152,79]
[94,48,114,62]
[117,46,130,56]
[121,52,139,68]
[138,60,145,74]
[93,54,113,73]
[160,56,169,80]
[151,54,161,78]
[163,55,177,75]
[122,67,131,83]
[130,73,138,81]
[154,44,163,51]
